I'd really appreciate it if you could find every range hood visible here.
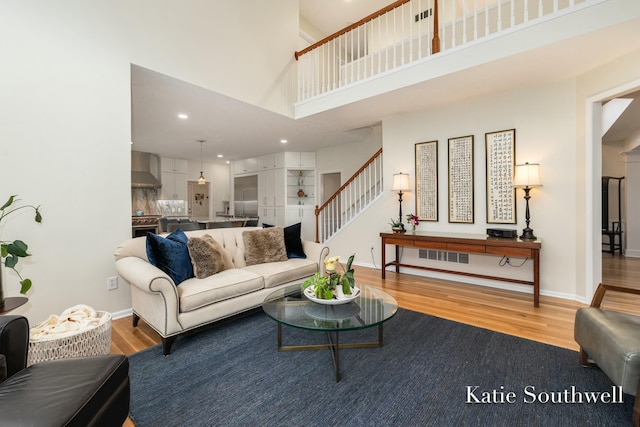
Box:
[131,151,162,188]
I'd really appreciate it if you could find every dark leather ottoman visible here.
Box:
[0,315,130,427]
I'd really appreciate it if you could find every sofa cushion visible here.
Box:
[243,258,318,288]
[263,223,306,259]
[177,269,264,312]
[242,227,288,266]
[187,234,234,279]
[146,229,194,285]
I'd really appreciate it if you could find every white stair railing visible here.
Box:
[315,149,383,243]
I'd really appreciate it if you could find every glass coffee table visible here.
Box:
[263,283,398,382]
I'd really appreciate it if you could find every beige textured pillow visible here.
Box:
[187,234,233,279]
[243,227,288,266]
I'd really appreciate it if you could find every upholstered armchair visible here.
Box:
[574,283,640,427]
[0,315,130,426]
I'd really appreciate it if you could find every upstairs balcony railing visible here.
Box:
[295,0,596,102]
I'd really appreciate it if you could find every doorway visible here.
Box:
[188,181,210,220]
[321,172,342,231]
[587,78,640,300]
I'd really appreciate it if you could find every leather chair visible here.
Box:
[0,315,130,426]
[574,283,640,427]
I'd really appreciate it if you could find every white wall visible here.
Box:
[1,0,297,324]
[329,79,579,299]
[0,2,133,322]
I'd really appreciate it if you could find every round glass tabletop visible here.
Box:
[263,283,398,332]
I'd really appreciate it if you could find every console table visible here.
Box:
[380,231,542,307]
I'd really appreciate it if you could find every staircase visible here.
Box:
[314,148,383,243]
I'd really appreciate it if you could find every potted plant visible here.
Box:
[302,254,355,300]
[389,218,405,233]
[0,195,43,302]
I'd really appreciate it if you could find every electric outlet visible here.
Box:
[505,257,510,265]
[107,276,118,291]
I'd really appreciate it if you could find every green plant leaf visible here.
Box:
[343,270,355,288]
[7,240,29,258]
[346,254,355,271]
[5,254,18,269]
[302,273,319,290]
[341,275,352,294]
[0,195,16,211]
[20,279,32,295]
[35,208,42,223]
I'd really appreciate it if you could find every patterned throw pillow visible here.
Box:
[242,227,288,266]
[262,223,306,259]
[187,234,233,279]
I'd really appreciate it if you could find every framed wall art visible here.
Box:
[485,129,516,224]
[448,135,474,223]
[415,141,438,221]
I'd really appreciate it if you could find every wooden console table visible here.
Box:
[380,231,542,307]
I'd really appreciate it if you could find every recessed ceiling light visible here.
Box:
[280,139,288,144]
[178,113,188,119]
[217,154,223,158]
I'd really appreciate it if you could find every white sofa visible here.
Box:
[114,227,328,354]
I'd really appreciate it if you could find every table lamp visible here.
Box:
[392,172,411,230]
[513,162,542,240]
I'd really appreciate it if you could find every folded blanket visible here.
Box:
[29,304,109,341]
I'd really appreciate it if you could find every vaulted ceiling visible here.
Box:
[130,1,640,163]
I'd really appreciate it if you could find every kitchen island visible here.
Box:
[161,216,260,232]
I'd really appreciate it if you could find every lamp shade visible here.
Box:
[392,173,411,192]
[513,163,542,188]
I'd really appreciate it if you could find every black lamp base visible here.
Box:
[520,227,537,240]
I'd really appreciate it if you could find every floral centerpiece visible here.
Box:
[302,254,355,300]
[1,195,43,297]
[406,213,419,231]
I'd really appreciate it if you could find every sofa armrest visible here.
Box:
[115,257,182,336]
[0,316,29,379]
[301,240,329,275]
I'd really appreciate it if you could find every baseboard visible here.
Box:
[623,249,640,258]
[352,261,584,303]
[110,308,133,320]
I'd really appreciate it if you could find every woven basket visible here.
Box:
[27,311,112,366]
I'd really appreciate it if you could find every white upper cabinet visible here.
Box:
[160,157,187,174]
[233,158,258,175]
[258,152,284,170]
[284,151,315,168]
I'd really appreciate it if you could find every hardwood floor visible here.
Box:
[111,253,640,426]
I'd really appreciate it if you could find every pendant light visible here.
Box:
[197,140,206,185]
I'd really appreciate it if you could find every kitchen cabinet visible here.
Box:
[160,157,188,200]
[160,170,188,200]
[160,157,187,174]
[260,206,284,227]
[233,158,258,175]
[284,151,315,168]
[258,153,284,170]
[258,169,285,206]
[258,169,284,227]
[286,206,316,241]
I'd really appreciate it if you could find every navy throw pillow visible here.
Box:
[146,228,194,285]
[262,223,306,259]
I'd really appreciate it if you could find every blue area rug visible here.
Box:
[128,309,633,426]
